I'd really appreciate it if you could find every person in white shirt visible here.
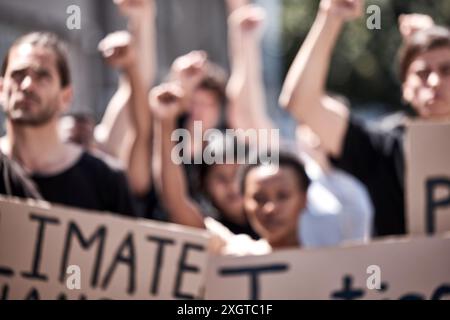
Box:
[149,81,372,256]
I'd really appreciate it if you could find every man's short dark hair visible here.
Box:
[399,26,450,82]
[1,31,71,88]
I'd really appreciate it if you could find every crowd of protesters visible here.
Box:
[0,0,449,256]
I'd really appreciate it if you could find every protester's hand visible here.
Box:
[149,83,185,122]
[225,0,248,13]
[113,0,155,21]
[98,31,137,71]
[398,14,434,39]
[320,0,363,22]
[228,4,266,39]
[171,51,208,95]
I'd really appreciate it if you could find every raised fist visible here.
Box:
[113,0,154,21]
[149,83,185,121]
[320,0,363,22]
[228,4,266,37]
[398,14,434,39]
[98,31,137,70]
[171,51,208,94]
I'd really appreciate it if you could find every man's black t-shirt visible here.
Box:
[30,152,136,217]
[331,115,406,236]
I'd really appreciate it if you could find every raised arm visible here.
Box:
[95,0,157,159]
[115,0,157,88]
[94,69,132,160]
[226,4,274,132]
[279,0,362,157]
[150,84,205,229]
[98,31,152,195]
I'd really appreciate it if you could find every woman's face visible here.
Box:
[243,165,307,249]
[205,163,244,225]
[403,47,450,120]
[186,88,222,133]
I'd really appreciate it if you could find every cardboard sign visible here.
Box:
[0,197,210,300]
[405,121,450,235]
[205,234,450,300]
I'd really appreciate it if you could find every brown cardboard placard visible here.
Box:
[205,234,450,300]
[0,197,210,300]
[405,121,450,235]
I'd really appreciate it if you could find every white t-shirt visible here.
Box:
[300,169,373,248]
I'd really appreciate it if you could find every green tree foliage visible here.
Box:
[282,0,450,111]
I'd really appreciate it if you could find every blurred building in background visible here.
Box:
[0,0,116,130]
[0,0,294,137]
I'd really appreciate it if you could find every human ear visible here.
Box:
[59,86,73,113]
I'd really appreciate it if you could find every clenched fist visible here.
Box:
[228,4,266,38]
[98,31,137,71]
[320,0,363,22]
[171,51,208,95]
[149,83,185,121]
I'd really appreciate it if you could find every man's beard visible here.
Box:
[6,101,59,127]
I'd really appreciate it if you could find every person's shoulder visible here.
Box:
[74,150,125,180]
[347,111,406,146]
[372,111,408,133]
[89,149,124,171]
[0,150,42,199]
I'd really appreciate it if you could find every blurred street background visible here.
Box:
[1,0,450,137]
